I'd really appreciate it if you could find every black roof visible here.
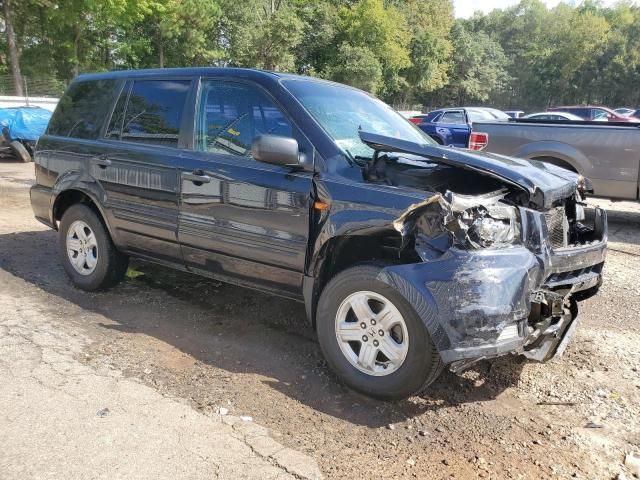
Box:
[75,67,330,85]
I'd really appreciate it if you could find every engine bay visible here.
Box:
[363,153,603,252]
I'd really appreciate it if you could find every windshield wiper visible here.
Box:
[353,155,372,164]
[344,149,372,166]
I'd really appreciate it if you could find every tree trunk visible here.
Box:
[158,28,164,68]
[72,25,82,77]
[3,0,24,96]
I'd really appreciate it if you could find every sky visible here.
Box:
[454,0,626,18]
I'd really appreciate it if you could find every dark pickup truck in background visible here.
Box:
[477,119,640,200]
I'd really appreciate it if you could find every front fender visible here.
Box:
[377,248,543,362]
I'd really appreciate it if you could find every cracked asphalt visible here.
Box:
[0,162,321,480]
[0,161,639,479]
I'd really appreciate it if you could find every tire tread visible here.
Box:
[316,264,443,400]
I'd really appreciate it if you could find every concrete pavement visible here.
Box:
[0,267,322,480]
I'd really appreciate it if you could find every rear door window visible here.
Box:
[195,80,293,158]
[591,109,608,121]
[47,79,118,139]
[116,79,190,147]
[440,111,465,124]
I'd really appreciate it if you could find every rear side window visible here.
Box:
[47,79,118,139]
[591,109,608,120]
[114,79,190,147]
[440,111,465,124]
[424,112,441,123]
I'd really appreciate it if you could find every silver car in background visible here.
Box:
[523,112,584,121]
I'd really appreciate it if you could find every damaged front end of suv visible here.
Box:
[313,131,607,373]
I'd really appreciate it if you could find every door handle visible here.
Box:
[91,156,111,168]
[183,171,211,184]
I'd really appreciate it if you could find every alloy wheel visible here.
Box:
[66,220,98,276]
[335,291,409,376]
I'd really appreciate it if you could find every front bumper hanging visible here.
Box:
[377,208,607,366]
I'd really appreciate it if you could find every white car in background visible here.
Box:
[614,107,636,117]
[523,112,584,121]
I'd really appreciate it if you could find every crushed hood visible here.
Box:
[359,131,581,209]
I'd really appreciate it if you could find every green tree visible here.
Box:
[431,21,509,106]
[324,43,382,92]
[2,0,23,94]
[293,0,338,75]
[322,0,411,97]
[221,0,304,71]
[395,0,454,106]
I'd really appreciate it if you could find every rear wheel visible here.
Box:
[316,265,443,400]
[9,140,31,163]
[58,203,128,291]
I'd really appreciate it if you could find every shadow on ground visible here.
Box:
[0,229,526,427]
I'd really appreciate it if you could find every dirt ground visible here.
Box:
[1,160,639,479]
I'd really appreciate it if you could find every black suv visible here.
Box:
[31,68,607,400]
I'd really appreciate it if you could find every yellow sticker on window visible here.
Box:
[227,128,240,136]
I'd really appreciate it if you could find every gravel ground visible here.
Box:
[1,161,638,479]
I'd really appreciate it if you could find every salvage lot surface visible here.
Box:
[1,161,639,479]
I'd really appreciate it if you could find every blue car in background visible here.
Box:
[0,106,53,162]
[409,107,510,151]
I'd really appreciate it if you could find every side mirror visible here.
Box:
[251,135,300,167]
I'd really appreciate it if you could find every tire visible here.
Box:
[9,140,31,163]
[58,203,129,291]
[316,265,443,400]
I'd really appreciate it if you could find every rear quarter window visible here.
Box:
[47,79,119,139]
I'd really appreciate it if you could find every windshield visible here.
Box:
[282,79,435,159]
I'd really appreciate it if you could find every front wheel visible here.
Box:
[58,203,129,291]
[316,265,443,400]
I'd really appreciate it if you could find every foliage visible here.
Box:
[220,0,304,71]
[3,0,640,110]
[427,22,509,107]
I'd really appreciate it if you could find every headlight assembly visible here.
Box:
[455,204,520,249]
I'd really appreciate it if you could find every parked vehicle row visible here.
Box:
[416,105,640,124]
[523,112,584,121]
[31,68,607,400]
[548,105,639,122]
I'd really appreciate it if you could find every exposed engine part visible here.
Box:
[392,190,520,253]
